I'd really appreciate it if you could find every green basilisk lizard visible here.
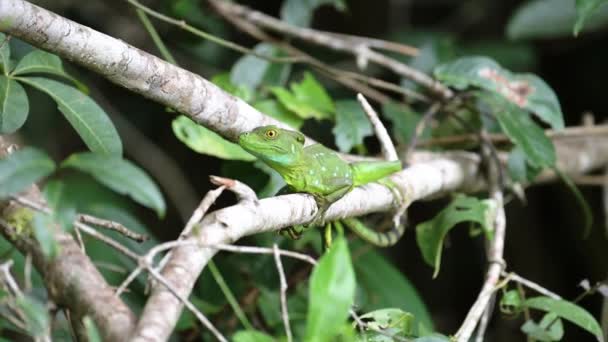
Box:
[238,125,405,247]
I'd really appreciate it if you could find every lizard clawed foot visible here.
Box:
[278,225,307,240]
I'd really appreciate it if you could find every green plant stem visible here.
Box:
[126,0,300,64]
[207,260,254,331]
[135,9,177,65]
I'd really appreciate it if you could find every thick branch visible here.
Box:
[132,136,608,341]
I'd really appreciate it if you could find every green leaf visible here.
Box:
[18,77,122,156]
[381,102,426,145]
[232,330,275,342]
[0,147,55,199]
[271,72,335,120]
[416,195,493,278]
[434,56,564,130]
[83,316,102,342]
[575,0,608,34]
[280,0,346,27]
[0,33,11,74]
[32,212,60,259]
[332,100,373,152]
[211,73,253,102]
[230,43,273,91]
[525,296,604,342]
[359,308,414,337]
[413,335,452,342]
[521,313,564,341]
[16,295,50,337]
[508,0,608,39]
[305,237,356,341]
[253,99,303,129]
[0,75,29,133]
[354,244,434,331]
[507,146,542,182]
[172,115,255,161]
[11,50,87,92]
[62,152,166,217]
[478,92,556,168]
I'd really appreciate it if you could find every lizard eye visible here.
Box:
[265,129,278,139]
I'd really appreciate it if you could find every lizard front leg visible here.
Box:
[311,184,352,226]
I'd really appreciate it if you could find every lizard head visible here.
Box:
[238,125,305,167]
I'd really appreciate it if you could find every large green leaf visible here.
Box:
[271,72,335,120]
[0,33,10,74]
[232,330,275,342]
[521,313,564,341]
[62,152,166,217]
[508,0,608,39]
[172,115,255,161]
[280,0,346,27]
[354,244,434,330]
[211,73,253,103]
[575,0,608,34]
[507,146,542,182]
[230,43,276,91]
[0,75,29,133]
[11,50,86,91]
[416,195,493,278]
[525,296,604,342]
[381,102,426,145]
[332,100,373,152]
[253,99,303,129]
[32,212,60,259]
[18,77,122,156]
[305,237,355,341]
[434,56,564,130]
[16,295,50,338]
[478,92,556,168]
[0,147,55,198]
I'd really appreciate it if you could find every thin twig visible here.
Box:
[357,93,398,161]
[501,272,562,299]
[273,244,292,342]
[79,214,148,242]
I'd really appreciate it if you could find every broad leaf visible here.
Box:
[413,335,451,342]
[525,296,604,341]
[230,43,274,91]
[211,73,253,103]
[508,0,608,39]
[83,317,102,342]
[358,308,414,338]
[172,115,255,161]
[16,295,50,338]
[507,146,542,182]
[575,0,608,34]
[0,33,10,74]
[354,244,434,330]
[416,195,493,278]
[332,100,373,152]
[232,330,275,342]
[435,56,564,130]
[521,313,564,341]
[18,77,122,156]
[42,179,84,231]
[305,237,355,341]
[478,92,556,168]
[0,147,55,198]
[271,72,335,120]
[0,75,29,133]
[62,152,166,217]
[12,50,87,92]
[253,99,303,129]
[381,102,426,145]
[32,213,60,259]
[281,0,346,27]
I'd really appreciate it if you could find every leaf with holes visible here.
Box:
[62,152,166,217]
[0,75,28,133]
[416,195,494,278]
[525,296,604,342]
[434,56,564,129]
[172,115,255,161]
[18,77,122,156]
[0,147,55,199]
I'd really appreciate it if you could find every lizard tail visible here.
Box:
[351,161,402,186]
[342,217,405,247]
